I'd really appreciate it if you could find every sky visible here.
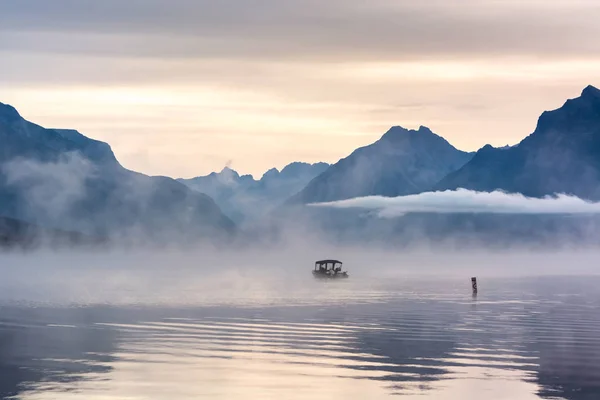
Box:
[1,0,600,179]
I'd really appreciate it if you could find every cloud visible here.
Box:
[309,189,600,217]
[2,1,600,178]
[1,0,599,61]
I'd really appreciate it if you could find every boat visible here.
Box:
[312,259,349,279]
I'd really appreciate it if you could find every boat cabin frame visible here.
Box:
[313,259,348,279]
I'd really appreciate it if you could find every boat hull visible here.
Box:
[312,270,349,279]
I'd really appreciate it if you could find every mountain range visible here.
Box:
[178,162,329,223]
[1,84,600,248]
[259,85,600,247]
[0,102,234,246]
[436,85,600,199]
[287,126,474,204]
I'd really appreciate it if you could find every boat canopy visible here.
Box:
[315,259,342,265]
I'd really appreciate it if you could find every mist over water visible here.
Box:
[1,247,600,399]
[2,247,600,307]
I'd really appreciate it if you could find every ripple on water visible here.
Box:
[2,276,600,399]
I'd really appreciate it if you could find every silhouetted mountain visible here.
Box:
[287,126,473,204]
[436,85,600,199]
[179,162,329,223]
[252,161,331,199]
[0,102,235,245]
[0,103,118,166]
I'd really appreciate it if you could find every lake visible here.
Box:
[1,263,600,399]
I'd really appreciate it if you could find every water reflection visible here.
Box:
[1,277,600,399]
[0,307,119,399]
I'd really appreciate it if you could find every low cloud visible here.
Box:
[309,189,600,217]
[3,152,96,223]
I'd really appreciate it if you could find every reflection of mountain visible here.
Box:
[520,277,600,400]
[536,335,600,399]
[348,302,457,393]
[0,307,119,399]
[2,278,600,400]
[179,162,329,223]
[0,102,234,245]
[350,278,600,399]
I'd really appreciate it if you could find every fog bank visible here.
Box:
[1,246,600,307]
[310,189,600,217]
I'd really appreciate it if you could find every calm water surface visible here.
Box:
[1,275,599,399]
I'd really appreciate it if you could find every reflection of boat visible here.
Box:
[312,259,349,279]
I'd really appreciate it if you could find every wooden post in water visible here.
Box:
[471,277,478,294]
